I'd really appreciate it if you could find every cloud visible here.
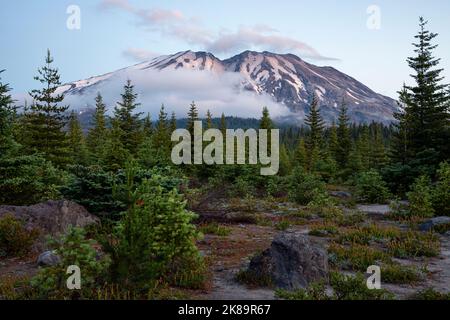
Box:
[99,0,337,61]
[61,67,293,119]
[122,48,160,61]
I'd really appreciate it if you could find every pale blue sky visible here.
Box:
[1,0,449,99]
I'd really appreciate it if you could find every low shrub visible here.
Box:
[387,231,440,258]
[288,166,327,205]
[407,175,435,218]
[0,213,39,258]
[198,223,232,237]
[381,264,422,284]
[330,272,394,300]
[31,227,111,299]
[328,243,391,271]
[410,288,450,300]
[354,170,391,204]
[432,162,450,216]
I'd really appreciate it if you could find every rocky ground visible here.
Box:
[1,196,449,300]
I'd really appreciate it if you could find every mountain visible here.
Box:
[56,50,398,124]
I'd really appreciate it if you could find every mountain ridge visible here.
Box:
[56,50,398,124]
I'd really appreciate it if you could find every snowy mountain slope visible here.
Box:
[57,50,398,124]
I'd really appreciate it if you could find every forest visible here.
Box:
[0,17,449,300]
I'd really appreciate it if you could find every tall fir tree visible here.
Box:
[67,111,89,165]
[335,99,352,169]
[260,106,274,130]
[304,94,325,167]
[103,118,129,170]
[142,113,153,138]
[87,93,108,160]
[26,50,69,166]
[152,105,170,152]
[187,101,199,138]
[0,70,16,156]
[392,17,449,166]
[370,124,388,169]
[114,79,143,155]
[356,125,371,171]
[170,111,177,133]
[206,110,213,129]
[220,113,227,137]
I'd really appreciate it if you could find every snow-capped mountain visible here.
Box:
[57,50,398,124]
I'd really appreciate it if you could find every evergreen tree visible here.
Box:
[356,125,371,171]
[294,138,308,169]
[370,125,388,169]
[103,118,129,170]
[26,50,69,166]
[67,111,89,165]
[170,111,177,133]
[392,17,449,166]
[328,121,339,161]
[206,110,213,129]
[335,100,352,169]
[187,101,199,137]
[142,113,153,138]
[114,79,143,155]
[87,93,108,159]
[0,70,16,156]
[304,94,324,153]
[151,105,171,155]
[219,113,227,137]
[260,106,273,130]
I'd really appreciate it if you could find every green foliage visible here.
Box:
[198,223,232,237]
[288,166,326,205]
[275,220,291,231]
[432,162,450,216]
[0,154,65,205]
[328,243,390,271]
[104,164,203,289]
[86,93,108,160]
[382,264,422,284]
[25,50,69,167]
[410,288,450,300]
[61,165,124,217]
[330,272,394,300]
[387,231,440,258]
[354,170,391,204]
[31,227,110,299]
[407,175,435,218]
[0,70,17,157]
[67,111,89,165]
[275,281,329,300]
[235,269,273,287]
[114,80,143,155]
[276,273,394,300]
[0,214,39,258]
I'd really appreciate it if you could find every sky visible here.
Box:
[1,0,450,100]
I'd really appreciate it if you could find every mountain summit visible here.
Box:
[57,50,398,123]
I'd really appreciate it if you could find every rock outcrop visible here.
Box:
[246,232,328,290]
[0,200,99,236]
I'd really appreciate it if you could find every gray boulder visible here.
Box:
[419,216,450,232]
[247,232,328,290]
[0,200,99,236]
[37,251,61,267]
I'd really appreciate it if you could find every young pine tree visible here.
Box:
[142,113,153,138]
[114,80,143,155]
[335,100,352,169]
[304,95,325,167]
[67,111,89,165]
[26,50,69,167]
[87,93,108,160]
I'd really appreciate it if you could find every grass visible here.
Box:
[328,243,391,271]
[381,264,422,284]
[410,288,450,300]
[336,224,402,245]
[235,269,273,287]
[309,223,340,237]
[275,220,291,231]
[387,231,440,258]
[198,222,232,237]
[276,272,394,300]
